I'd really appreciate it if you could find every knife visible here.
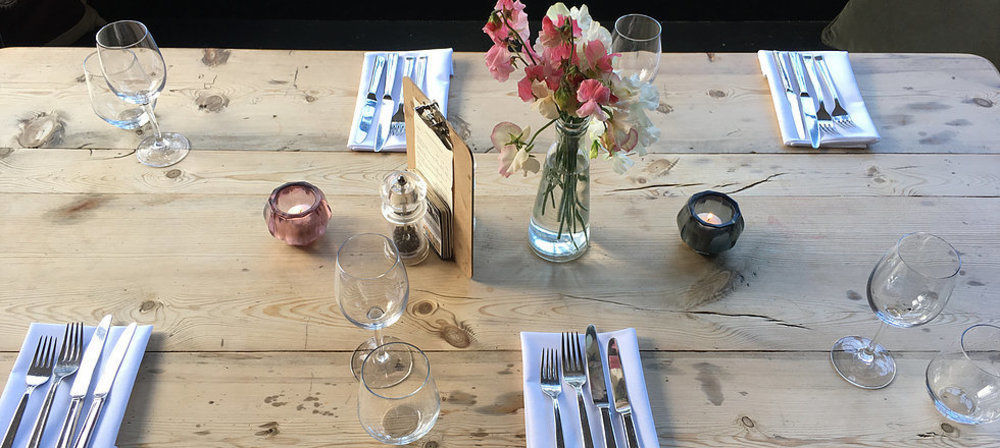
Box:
[72,323,137,448]
[770,51,805,141]
[786,51,821,148]
[355,55,387,144]
[607,338,640,448]
[586,325,616,448]
[375,53,399,151]
[414,55,428,90]
[53,315,112,448]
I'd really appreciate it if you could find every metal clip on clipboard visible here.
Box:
[414,101,453,150]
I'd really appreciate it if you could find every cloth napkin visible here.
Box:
[348,48,454,152]
[758,50,880,148]
[520,328,659,448]
[0,323,152,448]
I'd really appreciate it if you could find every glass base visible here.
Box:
[350,335,413,385]
[831,336,896,389]
[137,132,190,168]
[528,217,589,262]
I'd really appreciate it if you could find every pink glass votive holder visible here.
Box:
[264,181,332,246]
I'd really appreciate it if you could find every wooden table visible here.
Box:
[0,48,998,446]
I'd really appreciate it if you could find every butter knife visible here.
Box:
[54,315,112,448]
[607,338,639,448]
[586,325,616,448]
[355,55,386,144]
[375,53,399,151]
[72,323,136,448]
[786,52,821,148]
[771,51,805,141]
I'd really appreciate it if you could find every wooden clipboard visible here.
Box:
[402,77,474,278]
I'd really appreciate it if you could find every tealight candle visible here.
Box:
[677,191,744,255]
[264,181,332,246]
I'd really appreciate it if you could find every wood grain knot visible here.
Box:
[254,421,279,438]
[656,103,674,114]
[708,89,727,98]
[196,93,230,113]
[17,112,65,148]
[940,422,957,434]
[423,442,439,448]
[966,97,994,108]
[440,324,473,348]
[139,300,161,313]
[412,300,437,316]
[741,416,755,428]
[201,48,231,67]
[165,169,182,179]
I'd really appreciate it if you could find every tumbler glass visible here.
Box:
[358,342,440,445]
[83,51,150,129]
[927,324,1000,425]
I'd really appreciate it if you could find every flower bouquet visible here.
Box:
[484,1,660,261]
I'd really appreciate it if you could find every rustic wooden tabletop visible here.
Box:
[0,47,998,446]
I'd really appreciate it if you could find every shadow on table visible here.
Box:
[638,335,676,445]
[116,332,168,446]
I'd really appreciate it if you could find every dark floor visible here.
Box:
[61,20,831,52]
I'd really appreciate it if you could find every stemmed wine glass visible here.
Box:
[96,20,190,167]
[611,14,662,83]
[832,232,961,389]
[358,342,440,445]
[336,233,412,382]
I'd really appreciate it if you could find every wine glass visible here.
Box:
[83,51,152,130]
[358,342,440,445]
[96,20,190,167]
[611,14,662,83]
[832,232,961,389]
[336,233,411,382]
[927,324,1000,424]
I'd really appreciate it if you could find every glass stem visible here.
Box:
[373,328,384,348]
[143,102,163,142]
[864,322,888,357]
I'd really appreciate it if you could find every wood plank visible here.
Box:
[0,191,995,352]
[1,350,994,447]
[1,149,999,198]
[1,49,998,154]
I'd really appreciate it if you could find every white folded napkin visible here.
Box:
[758,50,880,148]
[348,48,454,152]
[520,328,659,448]
[0,323,152,448]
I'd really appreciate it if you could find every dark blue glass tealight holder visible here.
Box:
[677,191,744,255]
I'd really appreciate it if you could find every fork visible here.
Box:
[1,336,57,448]
[814,55,854,127]
[26,323,83,448]
[539,348,565,448]
[803,55,838,136]
[562,332,595,448]
[388,56,416,137]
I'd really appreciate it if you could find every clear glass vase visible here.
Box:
[528,118,591,262]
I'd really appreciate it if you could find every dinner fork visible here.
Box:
[26,323,83,448]
[540,348,565,448]
[389,56,416,137]
[803,55,838,135]
[814,55,854,127]
[1,336,57,448]
[562,332,595,448]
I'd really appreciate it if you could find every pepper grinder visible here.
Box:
[380,170,430,265]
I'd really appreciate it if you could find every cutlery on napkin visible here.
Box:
[521,328,658,448]
[348,48,454,152]
[758,50,880,148]
[0,322,152,448]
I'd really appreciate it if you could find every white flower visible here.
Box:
[611,151,635,174]
[511,148,540,176]
[545,2,570,19]
[570,5,612,51]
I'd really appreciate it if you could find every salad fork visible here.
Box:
[814,55,855,127]
[389,56,416,137]
[1,336,57,448]
[562,332,594,448]
[803,55,838,136]
[539,347,565,448]
[27,323,83,448]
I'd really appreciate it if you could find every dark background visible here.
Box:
[1,0,848,50]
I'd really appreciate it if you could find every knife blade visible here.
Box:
[54,315,112,448]
[355,55,387,144]
[786,51,821,148]
[607,338,639,448]
[375,53,399,151]
[72,323,137,448]
[586,325,616,448]
[770,51,805,141]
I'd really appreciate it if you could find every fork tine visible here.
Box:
[72,322,82,360]
[47,337,57,367]
[31,337,44,366]
[573,332,582,370]
[59,324,70,361]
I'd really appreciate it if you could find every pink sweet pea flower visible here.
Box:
[485,43,516,82]
[576,79,611,121]
[582,40,615,74]
[600,118,639,153]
